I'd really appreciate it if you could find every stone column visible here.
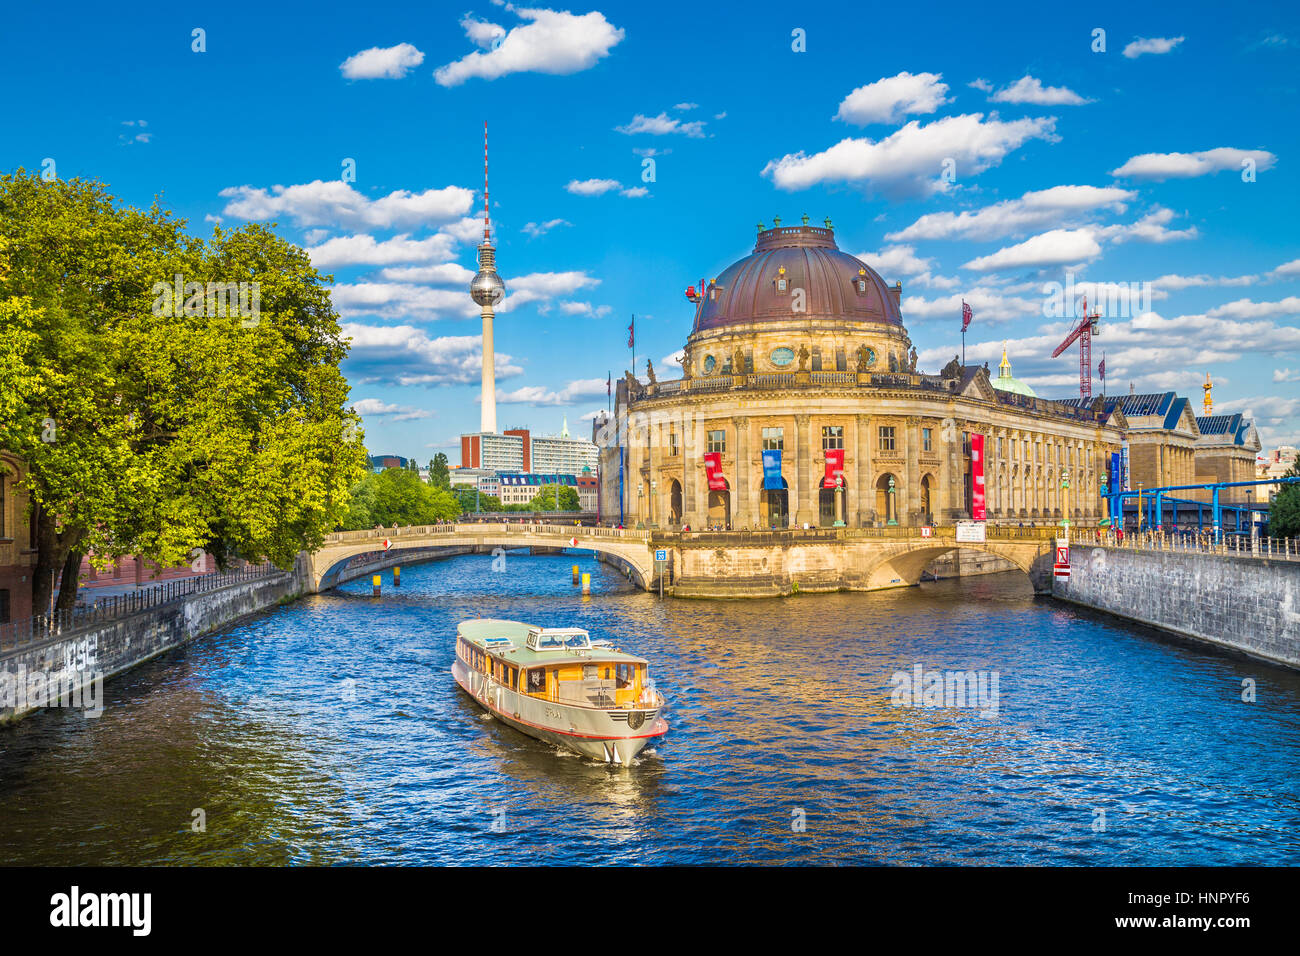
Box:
[855,414,872,526]
[903,416,920,525]
[733,415,752,529]
[683,410,704,528]
[794,413,812,527]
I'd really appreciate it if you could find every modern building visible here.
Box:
[531,418,599,476]
[368,454,410,472]
[600,219,1131,530]
[496,473,579,507]
[0,451,37,622]
[460,429,530,472]
[576,468,598,512]
[1257,446,1298,502]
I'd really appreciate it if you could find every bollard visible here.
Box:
[372,574,381,597]
[572,564,580,586]
[394,565,401,587]
[581,572,591,596]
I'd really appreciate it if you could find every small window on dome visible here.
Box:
[775,267,788,295]
[855,268,868,294]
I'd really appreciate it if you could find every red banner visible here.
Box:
[704,452,727,490]
[970,433,986,520]
[822,448,845,489]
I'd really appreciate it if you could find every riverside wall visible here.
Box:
[1053,544,1300,668]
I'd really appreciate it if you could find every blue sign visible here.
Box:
[655,549,667,562]
[762,449,783,490]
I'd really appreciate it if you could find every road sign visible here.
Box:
[1056,545,1069,566]
[655,549,668,561]
[382,539,392,551]
[955,520,986,543]
[1054,564,1071,579]
[920,526,933,538]
[570,537,579,547]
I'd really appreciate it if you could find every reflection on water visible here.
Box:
[2,553,1298,865]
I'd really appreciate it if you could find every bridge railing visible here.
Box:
[321,523,651,546]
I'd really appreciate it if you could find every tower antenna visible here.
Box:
[483,121,491,243]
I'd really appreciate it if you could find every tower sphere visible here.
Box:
[470,267,505,306]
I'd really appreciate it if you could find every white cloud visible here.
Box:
[857,245,935,278]
[990,75,1091,105]
[1217,395,1300,424]
[332,283,479,321]
[339,43,425,79]
[565,178,621,196]
[1123,36,1185,59]
[1205,296,1300,319]
[1095,207,1198,244]
[673,102,699,110]
[833,71,950,125]
[904,287,1043,324]
[1111,147,1276,180]
[615,112,706,137]
[219,180,474,230]
[962,229,1102,271]
[460,15,506,49]
[621,185,649,198]
[557,301,612,317]
[661,349,684,370]
[353,398,434,421]
[434,7,624,86]
[968,78,993,92]
[761,113,1058,198]
[376,263,476,285]
[1151,273,1257,290]
[507,271,601,309]
[887,185,1135,241]
[1273,368,1300,383]
[522,218,570,237]
[306,233,457,269]
[1271,259,1300,278]
[498,378,608,406]
[342,322,522,387]
[204,213,223,225]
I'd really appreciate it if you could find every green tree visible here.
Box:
[429,452,450,488]
[1270,453,1300,538]
[527,484,580,511]
[339,467,460,529]
[451,485,498,513]
[0,170,368,612]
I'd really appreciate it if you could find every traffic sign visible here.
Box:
[1056,545,1069,565]
[570,537,579,547]
[382,538,392,552]
[655,549,668,561]
[920,526,933,538]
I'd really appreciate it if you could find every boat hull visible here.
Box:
[453,660,667,764]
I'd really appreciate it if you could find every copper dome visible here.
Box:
[691,224,902,334]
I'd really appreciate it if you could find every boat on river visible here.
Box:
[453,619,668,764]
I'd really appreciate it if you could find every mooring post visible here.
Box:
[394,565,401,586]
[372,574,381,597]
[581,572,591,596]
[572,564,579,585]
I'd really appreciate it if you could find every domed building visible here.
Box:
[991,344,1037,398]
[599,220,1129,530]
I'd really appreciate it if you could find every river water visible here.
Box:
[1,552,1297,866]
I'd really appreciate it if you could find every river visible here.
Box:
[2,551,1297,865]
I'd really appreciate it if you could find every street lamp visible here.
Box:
[886,475,897,526]
[650,479,657,526]
[1060,468,1070,540]
[833,474,845,527]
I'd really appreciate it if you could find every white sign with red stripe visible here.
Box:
[1056,545,1069,565]
[570,537,579,547]
[920,526,933,538]
[383,539,392,552]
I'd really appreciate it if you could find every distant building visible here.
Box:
[449,467,500,498]
[368,454,410,472]
[1195,414,1262,505]
[1256,445,1297,503]
[531,418,599,476]
[460,429,530,472]
[496,473,579,507]
[576,469,599,512]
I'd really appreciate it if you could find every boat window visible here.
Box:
[565,634,588,648]
[527,669,545,693]
[583,665,597,680]
[616,664,633,689]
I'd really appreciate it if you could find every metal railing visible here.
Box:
[322,523,651,546]
[1082,529,1300,561]
[0,561,281,655]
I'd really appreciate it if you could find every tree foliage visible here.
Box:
[429,453,450,488]
[0,170,368,610]
[340,467,460,529]
[1270,453,1300,538]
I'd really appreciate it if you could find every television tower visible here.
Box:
[470,122,505,433]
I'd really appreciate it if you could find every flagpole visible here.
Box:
[630,313,636,377]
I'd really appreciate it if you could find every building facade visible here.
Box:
[496,473,579,507]
[0,452,37,622]
[531,420,599,477]
[599,221,1129,530]
[459,430,530,472]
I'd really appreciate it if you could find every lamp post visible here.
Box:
[650,479,657,527]
[1060,468,1070,541]
[833,474,845,527]
[886,475,897,526]
[637,485,643,527]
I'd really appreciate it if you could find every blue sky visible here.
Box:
[5,0,1299,461]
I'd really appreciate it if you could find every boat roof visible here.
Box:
[456,619,646,666]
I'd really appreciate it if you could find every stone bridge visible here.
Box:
[308,523,1061,598]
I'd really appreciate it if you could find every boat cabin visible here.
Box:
[456,619,652,710]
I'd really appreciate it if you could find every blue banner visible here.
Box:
[762,449,783,489]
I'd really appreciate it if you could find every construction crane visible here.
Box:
[1052,296,1101,399]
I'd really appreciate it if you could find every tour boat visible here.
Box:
[453,619,668,765]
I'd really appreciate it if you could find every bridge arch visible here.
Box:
[859,538,1055,593]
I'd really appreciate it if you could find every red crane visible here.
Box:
[1051,296,1101,399]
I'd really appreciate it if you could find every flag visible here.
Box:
[627,314,634,348]
[1098,356,1106,381]
[607,372,611,396]
[961,300,973,332]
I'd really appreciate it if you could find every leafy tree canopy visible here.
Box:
[340,467,460,530]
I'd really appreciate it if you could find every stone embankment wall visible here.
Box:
[925,549,1020,580]
[1054,544,1300,668]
